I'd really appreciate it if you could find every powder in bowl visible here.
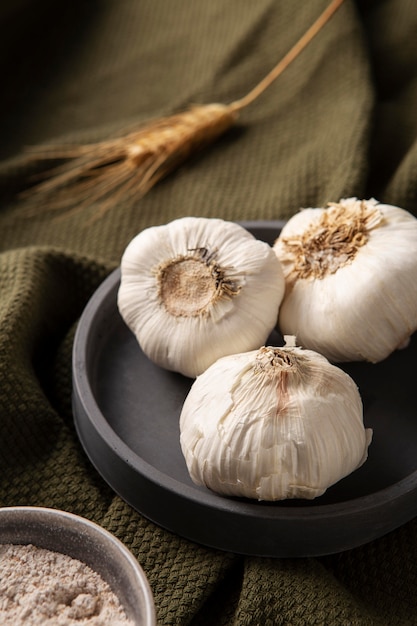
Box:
[0,543,134,625]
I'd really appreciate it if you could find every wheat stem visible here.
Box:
[230,0,346,113]
[21,0,347,219]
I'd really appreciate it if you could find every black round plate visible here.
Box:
[72,221,417,557]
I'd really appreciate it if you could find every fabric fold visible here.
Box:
[1,1,417,624]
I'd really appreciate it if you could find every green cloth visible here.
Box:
[1,1,417,624]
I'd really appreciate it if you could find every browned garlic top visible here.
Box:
[280,200,383,281]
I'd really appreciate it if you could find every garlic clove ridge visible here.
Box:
[180,340,372,501]
[274,198,417,362]
[118,217,285,377]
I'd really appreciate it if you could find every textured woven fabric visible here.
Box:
[1,1,417,624]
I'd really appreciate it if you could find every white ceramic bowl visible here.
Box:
[0,506,156,625]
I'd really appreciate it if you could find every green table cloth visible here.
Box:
[1,1,417,623]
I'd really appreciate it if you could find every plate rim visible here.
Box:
[72,220,417,554]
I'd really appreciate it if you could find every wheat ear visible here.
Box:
[21,0,345,221]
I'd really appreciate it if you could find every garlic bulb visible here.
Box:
[117,216,285,378]
[180,338,372,501]
[273,197,417,363]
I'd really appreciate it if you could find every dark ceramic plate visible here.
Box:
[72,221,417,557]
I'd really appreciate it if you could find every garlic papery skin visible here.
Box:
[117,217,285,378]
[273,197,417,363]
[179,341,372,501]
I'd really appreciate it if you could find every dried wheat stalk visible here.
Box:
[22,0,345,221]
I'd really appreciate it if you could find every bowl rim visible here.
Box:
[71,220,417,557]
[0,505,156,626]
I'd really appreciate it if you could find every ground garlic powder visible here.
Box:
[0,544,135,625]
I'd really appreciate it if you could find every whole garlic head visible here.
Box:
[118,217,285,378]
[180,339,372,501]
[273,197,417,363]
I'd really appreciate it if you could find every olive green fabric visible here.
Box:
[1,1,417,624]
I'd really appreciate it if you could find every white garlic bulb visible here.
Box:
[117,216,285,378]
[273,197,417,363]
[180,338,372,501]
